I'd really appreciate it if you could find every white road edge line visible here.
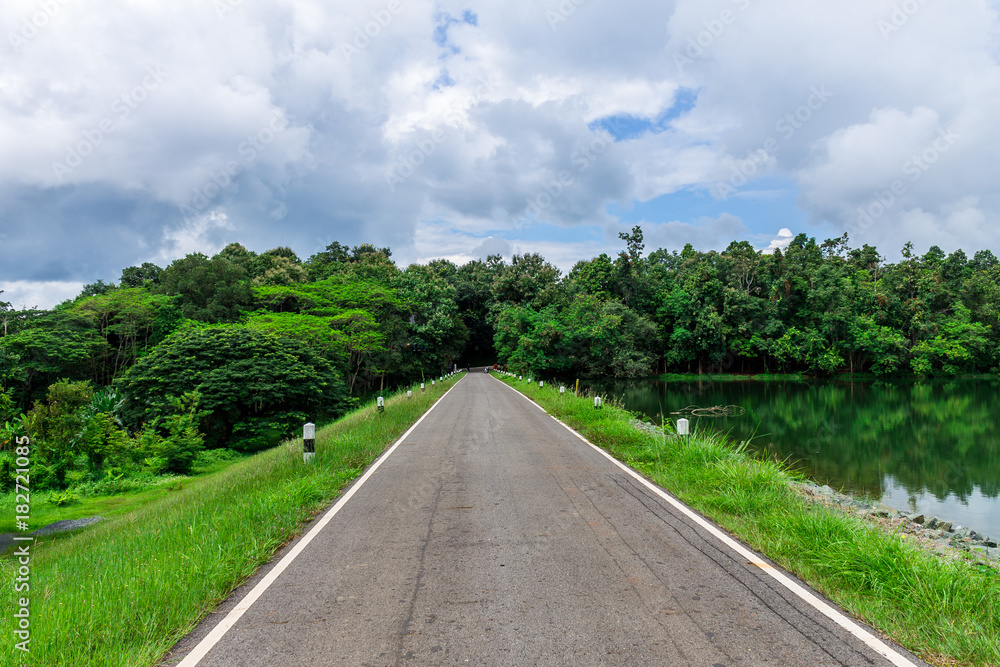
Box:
[176,377,466,667]
[491,376,920,667]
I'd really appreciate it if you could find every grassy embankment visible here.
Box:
[0,452,245,539]
[0,373,463,666]
[500,375,1000,667]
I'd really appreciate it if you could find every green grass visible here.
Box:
[0,374,463,666]
[502,376,1000,667]
[0,451,247,538]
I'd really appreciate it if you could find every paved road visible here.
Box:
[165,373,926,666]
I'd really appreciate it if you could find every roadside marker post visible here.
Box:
[407,390,412,398]
[560,386,566,394]
[594,396,602,410]
[303,423,316,464]
[677,418,690,438]
[377,396,385,413]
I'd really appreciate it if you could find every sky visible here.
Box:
[1,0,998,308]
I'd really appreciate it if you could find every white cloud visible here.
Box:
[157,211,236,263]
[763,228,795,254]
[0,281,83,310]
[2,0,1000,287]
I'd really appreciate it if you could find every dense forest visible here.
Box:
[2,228,999,489]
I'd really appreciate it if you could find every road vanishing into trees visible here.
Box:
[164,373,926,667]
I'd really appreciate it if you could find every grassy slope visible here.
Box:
[501,376,1000,667]
[0,458,244,538]
[0,375,462,667]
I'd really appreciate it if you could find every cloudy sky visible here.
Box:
[1,0,998,308]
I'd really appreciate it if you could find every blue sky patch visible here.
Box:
[607,176,805,242]
[434,10,479,50]
[590,87,700,141]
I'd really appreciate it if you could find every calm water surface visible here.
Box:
[581,377,1000,539]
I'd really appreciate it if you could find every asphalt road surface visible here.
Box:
[164,373,926,667]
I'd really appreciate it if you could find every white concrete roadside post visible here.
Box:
[407,390,413,398]
[303,423,316,464]
[677,418,690,438]
[421,382,425,392]
[377,396,385,413]
[560,386,566,394]
[539,381,544,388]
[594,396,602,410]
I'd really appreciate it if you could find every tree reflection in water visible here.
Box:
[583,377,1000,536]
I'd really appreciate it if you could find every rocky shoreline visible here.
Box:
[629,419,1000,568]
[793,481,1000,567]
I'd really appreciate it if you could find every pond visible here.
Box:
[580,377,1000,540]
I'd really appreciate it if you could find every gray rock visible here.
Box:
[953,527,971,539]
[908,514,926,525]
[32,516,105,536]
[937,521,953,533]
[987,548,1000,561]
[0,516,106,555]
[926,517,939,529]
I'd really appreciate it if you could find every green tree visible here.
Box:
[0,310,109,405]
[22,380,94,488]
[159,253,253,323]
[120,262,163,288]
[119,326,349,449]
[71,289,184,381]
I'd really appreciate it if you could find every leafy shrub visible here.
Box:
[48,490,80,506]
[136,392,206,475]
[22,380,94,488]
[0,451,14,490]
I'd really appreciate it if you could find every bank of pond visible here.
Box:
[581,376,1000,541]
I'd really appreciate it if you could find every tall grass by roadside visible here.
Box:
[0,375,463,667]
[502,376,1000,667]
